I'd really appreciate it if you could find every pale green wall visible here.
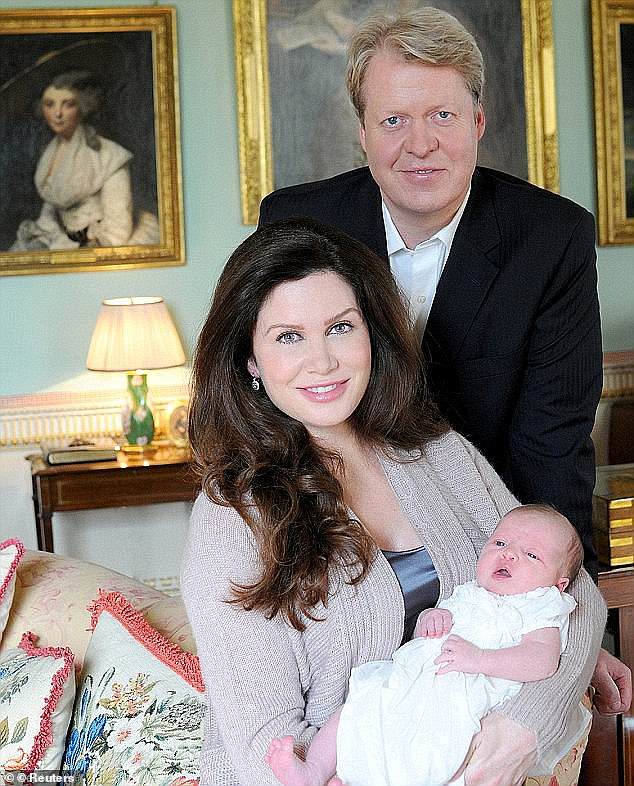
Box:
[1,0,632,396]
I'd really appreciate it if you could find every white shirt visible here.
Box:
[383,188,471,334]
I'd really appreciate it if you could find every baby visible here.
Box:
[265,504,585,786]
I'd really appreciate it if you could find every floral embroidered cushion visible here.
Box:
[0,539,24,642]
[62,591,205,786]
[0,632,75,773]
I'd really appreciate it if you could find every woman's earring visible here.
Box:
[251,376,260,391]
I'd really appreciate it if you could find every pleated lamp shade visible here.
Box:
[86,297,186,371]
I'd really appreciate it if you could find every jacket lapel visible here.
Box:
[425,169,501,360]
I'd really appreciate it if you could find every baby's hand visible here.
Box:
[414,608,453,638]
[434,635,483,675]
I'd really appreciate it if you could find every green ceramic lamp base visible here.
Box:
[122,371,155,448]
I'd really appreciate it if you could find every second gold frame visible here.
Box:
[592,0,634,245]
[234,0,560,225]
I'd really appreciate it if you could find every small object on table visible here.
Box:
[593,464,634,568]
[164,398,189,447]
[41,438,118,465]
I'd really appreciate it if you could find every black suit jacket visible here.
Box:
[259,166,602,572]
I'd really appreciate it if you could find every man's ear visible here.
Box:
[247,357,259,378]
[475,103,486,141]
[556,576,570,592]
[359,121,367,153]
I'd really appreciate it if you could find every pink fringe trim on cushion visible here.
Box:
[0,538,25,603]
[18,631,75,773]
[88,590,205,692]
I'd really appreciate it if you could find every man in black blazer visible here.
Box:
[261,165,601,567]
[260,8,631,726]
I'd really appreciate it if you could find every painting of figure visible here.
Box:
[265,0,528,190]
[0,32,159,254]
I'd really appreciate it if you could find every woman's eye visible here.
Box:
[276,331,302,345]
[328,321,353,335]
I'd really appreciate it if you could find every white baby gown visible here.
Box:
[336,582,580,786]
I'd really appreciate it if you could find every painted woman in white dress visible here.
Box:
[11,70,158,252]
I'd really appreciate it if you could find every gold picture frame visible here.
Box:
[233,0,560,225]
[592,0,634,245]
[0,7,184,275]
[163,397,190,447]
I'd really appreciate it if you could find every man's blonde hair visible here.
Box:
[346,7,484,122]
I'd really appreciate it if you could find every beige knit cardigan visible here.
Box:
[181,430,607,786]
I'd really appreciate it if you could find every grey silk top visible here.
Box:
[382,546,440,642]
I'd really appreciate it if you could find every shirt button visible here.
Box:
[417,295,426,303]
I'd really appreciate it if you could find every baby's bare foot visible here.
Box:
[266,736,320,786]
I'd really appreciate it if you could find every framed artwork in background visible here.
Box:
[592,0,634,245]
[233,0,560,224]
[0,7,185,276]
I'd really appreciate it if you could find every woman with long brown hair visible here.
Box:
[182,218,605,786]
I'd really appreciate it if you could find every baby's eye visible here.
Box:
[494,540,506,547]
[276,331,302,345]
[328,321,353,335]
[527,552,539,560]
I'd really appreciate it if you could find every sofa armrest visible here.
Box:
[1,550,196,672]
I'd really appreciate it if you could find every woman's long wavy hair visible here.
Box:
[189,218,447,630]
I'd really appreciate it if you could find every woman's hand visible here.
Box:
[458,714,537,786]
[591,648,632,714]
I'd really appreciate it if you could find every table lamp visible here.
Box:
[86,297,186,450]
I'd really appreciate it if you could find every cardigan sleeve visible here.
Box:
[460,436,607,759]
[181,493,318,786]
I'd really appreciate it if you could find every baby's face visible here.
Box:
[476,513,570,595]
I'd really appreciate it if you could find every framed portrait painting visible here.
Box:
[0,7,184,276]
[592,0,634,244]
[234,0,559,224]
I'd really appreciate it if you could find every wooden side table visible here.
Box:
[27,446,199,553]
[582,565,634,786]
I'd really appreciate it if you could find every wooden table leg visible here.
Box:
[34,511,54,553]
[31,474,54,552]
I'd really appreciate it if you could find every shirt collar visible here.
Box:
[382,186,472,256]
